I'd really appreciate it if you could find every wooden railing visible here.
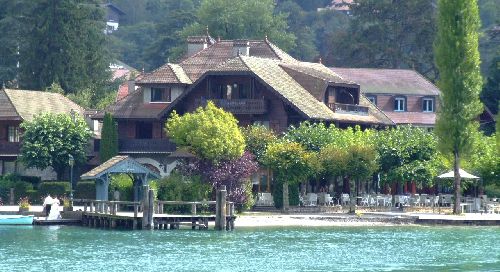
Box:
[196,98,267,114]
[76,199,234,217]
[0,142,20,155]
[327,102,369,115]
[119,139,176,153]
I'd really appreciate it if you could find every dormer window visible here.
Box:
[394,97,406,112]
[151,87,171,102]
[366,95,377,105]
[423,98,434,112]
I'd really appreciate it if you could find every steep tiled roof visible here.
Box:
[81,155,129,179]
[178,39,295,81]
[98,88,169,119]
[1,89,84,121]
[330,68,440,96]
[212,57,251,72]
[0,89,20,120]
[241,56,334,120]
[241,56,391,124]
[384,112,436,125]
[137,63,192,85]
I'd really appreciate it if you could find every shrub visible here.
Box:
[109,174,133,201]
[75,181,96,200]
[157,173,211,214]
[0,174,34,201]
[26,189,41,204]
[38,181,70,198]
[484,184,500,198]
[273,183,300,209]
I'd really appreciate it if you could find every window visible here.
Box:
[150,88,170,102]
[8,126,19,142]
[394,97,406,112]
[136,122,153,139]
[253,120,269,128]
[235,83,250,99]
[423,98,434,112]
[366,95,377,105]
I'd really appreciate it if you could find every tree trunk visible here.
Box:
[282,181,289,213]
[453,150,461,214]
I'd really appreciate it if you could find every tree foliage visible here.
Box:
[20,113,92,180]
[376,126,443,188]
[263,140,313,185]
[325,0,438,79]
[166,102,245,164]
[435,0,483,213]
[18,0,111,93]
[242,125,277,165]
[99,112,119,163]
[180,0,296,52]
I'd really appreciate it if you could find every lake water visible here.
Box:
[0,225,498,271]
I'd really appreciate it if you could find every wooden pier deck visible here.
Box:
[77,197,236,230]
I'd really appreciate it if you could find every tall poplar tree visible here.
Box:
[99,112,119,163]
[19,0,110,93]
[434,0,483,214]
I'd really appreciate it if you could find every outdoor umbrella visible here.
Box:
[438,169,479,179]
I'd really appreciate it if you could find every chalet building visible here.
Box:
[330,68,440,129]
[102,3,125,34]
[0,88,85,180]
[95,36,393,181]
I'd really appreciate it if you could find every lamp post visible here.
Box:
[68,154,74,210]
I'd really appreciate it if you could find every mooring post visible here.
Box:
[90,202,94,213]
[142,185,150,229]
[147,189,154,229]
[9,188,14,205]
[191,203,197,215]
[215,185,227,231]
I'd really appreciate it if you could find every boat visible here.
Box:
[0,215,34,225]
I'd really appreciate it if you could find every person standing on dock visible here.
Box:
[43,194,53,218]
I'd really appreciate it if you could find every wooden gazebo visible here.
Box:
[81,155,160,201]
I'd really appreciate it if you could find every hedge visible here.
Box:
[75,181,96,200]
[38,181,70,198]
[272,183,300,209]
[0,175,34,203]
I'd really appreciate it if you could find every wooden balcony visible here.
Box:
[0,142,21,156]
[327,103,369,115]
[119,139,176,154]
[196,99,267,114]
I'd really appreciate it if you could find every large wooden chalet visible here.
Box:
[94,36,393,180]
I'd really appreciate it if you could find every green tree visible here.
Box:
[166,101,245,163]
[20,113,92,180]
[99,112,119,163]
[284,122,335,152]
[326,0,437,80]
[264,140,313,210]
[19,0,111,93]
[181,0,296,52]
[481,55,500,115]
[242,125,277,165]
[434,0,484,214]
[376,126,443,192]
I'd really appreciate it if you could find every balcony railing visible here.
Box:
[327,103,369,115]
[196,99,267,114]
[0,142,21,156]
[119,139,176,154]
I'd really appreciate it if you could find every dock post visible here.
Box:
[90,202,94,213]
[147,189,154,229]
[9,188,14,205]
[142,185,150,230]
[215,185,227,231]
[191,203,197,215]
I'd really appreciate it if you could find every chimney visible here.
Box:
[127,79,135,94]
[187,36,208,58]
[233,39,250,57]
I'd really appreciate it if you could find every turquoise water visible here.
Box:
[0,225,498,272]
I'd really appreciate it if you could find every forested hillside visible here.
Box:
[0,0,498,113]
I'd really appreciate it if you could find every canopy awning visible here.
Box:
[438,169,479,179]
[81,155,160,180]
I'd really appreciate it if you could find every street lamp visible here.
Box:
[68,154,74,210]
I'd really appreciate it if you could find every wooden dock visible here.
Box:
[76,186,236,230]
